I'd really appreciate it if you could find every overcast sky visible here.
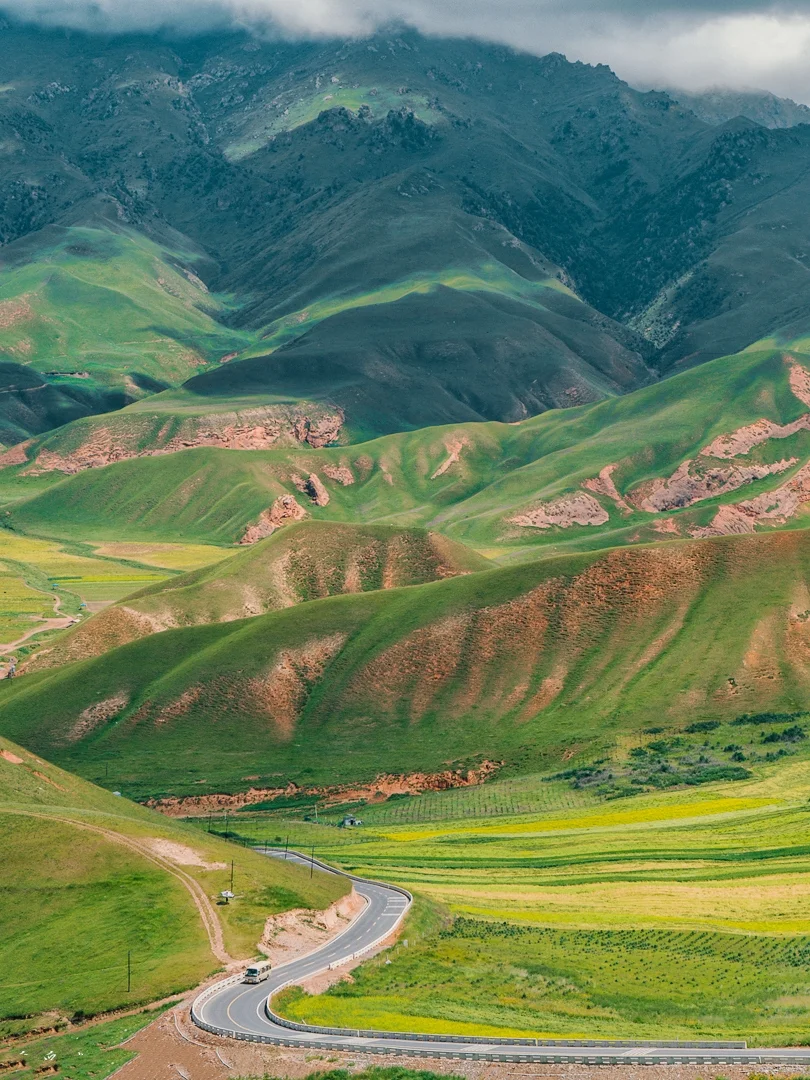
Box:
[5,0,810,102]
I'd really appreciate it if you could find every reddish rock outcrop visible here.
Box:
[306,473,330,506]
[510,491,609,529]
[323,464,355,485]
[582,464,632,513]
[18,405,345,476]
[240,495,307,544]
[634,457,796,513]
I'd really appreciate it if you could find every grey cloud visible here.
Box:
[3,0,810,100]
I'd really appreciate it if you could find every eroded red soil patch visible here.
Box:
[148,761,501,816]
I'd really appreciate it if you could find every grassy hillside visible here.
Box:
[28,522,490,669]
[266,762,810,1043]
[0,223,254,442]
[0,733,346,1026]
[10,345,810,562]
[2,527,810,799]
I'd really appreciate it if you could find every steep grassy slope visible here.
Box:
[29,522,490,668]
[0,359,130,448]
[7,26,810,443]
[0,733,345,1023]
[182,260,650,438]
[2,528,809,799]
[0,27,659,436]
[0,222,254,440]
[11,345,810,561]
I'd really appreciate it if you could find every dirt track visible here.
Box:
[0,593,75,654]
[3,809,233,965]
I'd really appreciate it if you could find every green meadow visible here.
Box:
[225,82,441,160]
[229,762,810,1043]
[0,224,253,390]
[0,733,346,1024]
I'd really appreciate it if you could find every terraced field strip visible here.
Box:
[89,541,234,572]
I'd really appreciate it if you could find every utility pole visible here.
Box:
[224,810,229,837]
[208,814,212,833]
[127,951,131,994]
[230,860,234,892]
[284,836,288,859]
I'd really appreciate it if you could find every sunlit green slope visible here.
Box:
[0,733,345,1022]
[2,527,809,799]
[10,345,810,561]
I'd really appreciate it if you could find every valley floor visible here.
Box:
[197,758,810,1046]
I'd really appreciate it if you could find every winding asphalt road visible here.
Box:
[192,850,810,1066]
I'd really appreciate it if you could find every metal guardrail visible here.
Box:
[190,850,810,1064]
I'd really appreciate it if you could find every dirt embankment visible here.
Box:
[148,761,502,816]
[260,887,366,974]
[634,457,796,513]
[692,460,810,537]
[13,405,344,475]
[115,1015,810,1080]
[582,464,632,513]
[431,435,470,480]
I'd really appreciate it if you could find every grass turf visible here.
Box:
[0,733,346,1022]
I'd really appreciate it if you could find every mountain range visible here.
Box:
[3,20,810,802]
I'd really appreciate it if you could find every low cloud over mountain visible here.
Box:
[4,0,810,100]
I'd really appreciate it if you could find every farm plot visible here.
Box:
[258,762,810,1043]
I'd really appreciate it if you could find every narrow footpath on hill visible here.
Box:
[0,592,76,658]
[3,809,232,965]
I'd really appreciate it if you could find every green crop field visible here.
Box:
[88,541,234,573]
[256,761,810,1043]
[0,530,185,655]
[0,733,346,1025]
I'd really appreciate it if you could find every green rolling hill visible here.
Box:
[5,20,810,1054]
[9,344,810,562]
[0,732,345,1027]
[0,222,254,442]
[29,521,490,668]
[2,526,809,800]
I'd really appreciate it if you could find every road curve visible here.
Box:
[192,850,810,1066]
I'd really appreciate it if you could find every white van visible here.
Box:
[243,961,272,984]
